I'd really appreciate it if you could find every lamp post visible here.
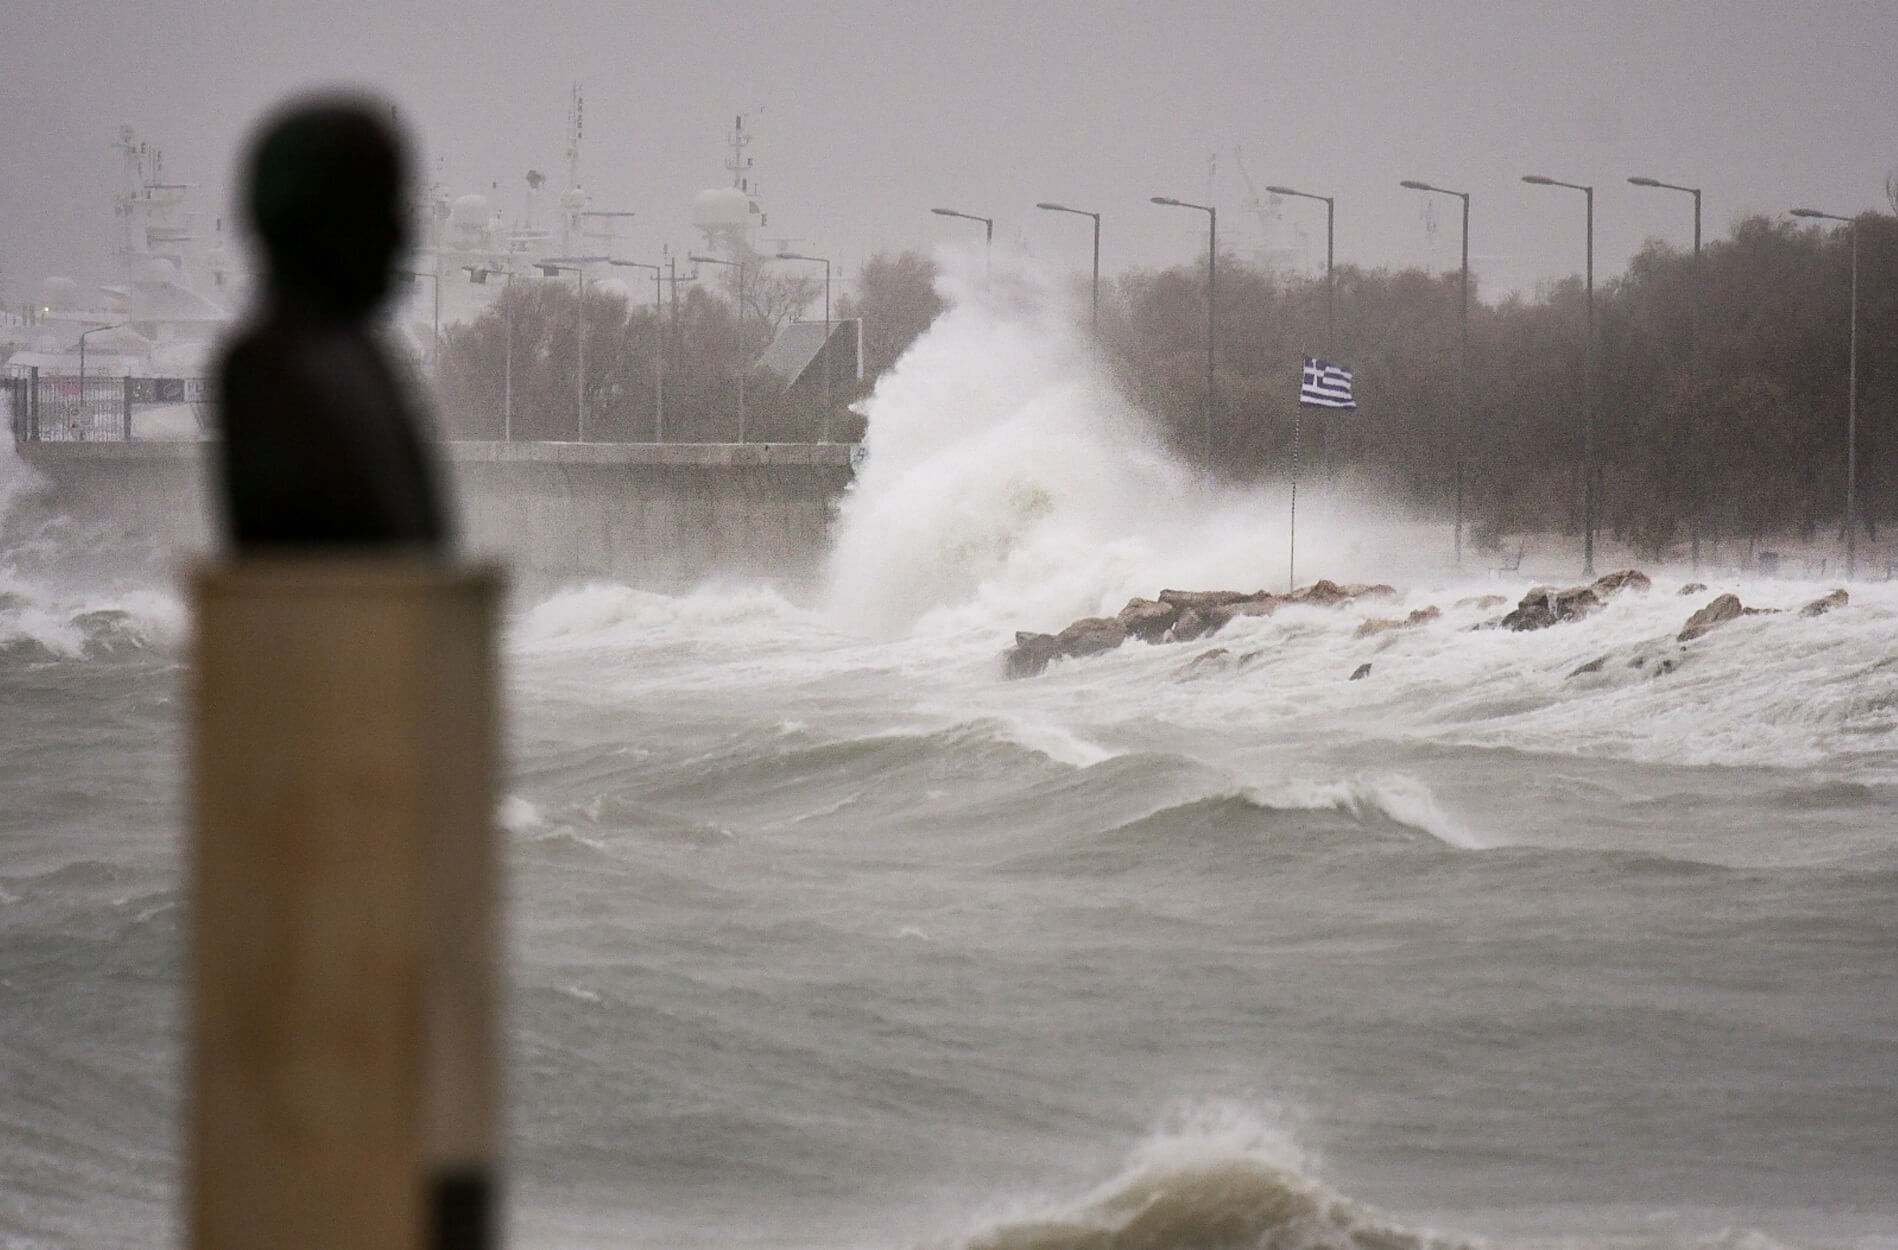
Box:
[1791,206,1861,579]
[610,259,667,441]
[1263,185,1335,351]
[775,252,834,442]
[1035,202,1101,334]
[464,265,516,441]
[77,322,123,437]
[1523,174,1596,576]
[689,254,748,442]
[931,207,993,279]
[399,269,442,370]
[1264,184,1336,586]
[1628,177,1701,347]
[1402,179,1471,568]
[1152,195,1217,466]
[1629,175,1705,568]
[537,255,609,441]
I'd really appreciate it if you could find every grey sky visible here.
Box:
[3,1,1894,305]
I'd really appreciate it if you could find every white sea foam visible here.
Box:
[944,1101,1473,1250]
[0,442,185,656]
[823,253,1398,641]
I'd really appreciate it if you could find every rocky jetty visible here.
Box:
[1003,568,1847,680]
[1003,579,1396,678]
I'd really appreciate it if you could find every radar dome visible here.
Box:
[451,194,491,229]
[40,277,79,311]
[561,186,588,211]
[594,277,631,303]
[693,186,752,229]
[136,256,180,284]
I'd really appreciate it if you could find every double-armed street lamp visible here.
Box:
[611,259,667,441]
[1035,202,1101,334]
[688,253,749,442]
[464,264,516,440]
[1522,174,1598,576]
[1790,206,1861,579]
[931,207,993,278]
[775,252,835,441]
[1401,179,1472,567]
[1151,195,1217,465]
[537,255,610,441]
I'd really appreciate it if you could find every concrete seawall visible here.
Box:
[16,440,858,591]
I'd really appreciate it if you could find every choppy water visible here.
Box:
[3,260,1896,1250]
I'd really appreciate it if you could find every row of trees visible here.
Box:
[433,245,942,445]
[1101,213,1897,556]
[431,214,1893,556]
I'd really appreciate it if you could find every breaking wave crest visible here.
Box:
[950,1107,1473,1250]
[0,442,183,658]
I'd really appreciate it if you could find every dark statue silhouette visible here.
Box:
[216,95,450,550]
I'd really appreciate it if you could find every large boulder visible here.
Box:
[1056,616,1127,658]
[1678,593,1744,641]
[1158,588,1255,613]
[1800,588,1849,617]
[1117,597,1181,643]
[1591,569,1651,597]
[1166,608,1216,643]
[1292,579,1354,606]
[1003,631,1061,679]
[1354,605,1440,639]
[1501,585,1601,631]
[1678,582,1707,596]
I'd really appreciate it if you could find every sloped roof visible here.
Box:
[757,318,858,389]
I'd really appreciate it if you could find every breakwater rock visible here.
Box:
[1499,569,1652,631]
[1003,579,1395,678]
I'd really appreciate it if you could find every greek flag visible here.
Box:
[1300,357,1356,409]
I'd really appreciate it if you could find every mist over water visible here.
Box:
[4,269,1898,1250]
[826,252,1386,639]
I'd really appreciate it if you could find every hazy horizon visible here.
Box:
[2,1,1895,305]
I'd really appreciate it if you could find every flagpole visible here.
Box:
[1290,404,1300,593]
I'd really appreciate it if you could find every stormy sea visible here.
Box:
[3,266,1895,1250]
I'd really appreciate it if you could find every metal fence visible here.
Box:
[5,368,212,442]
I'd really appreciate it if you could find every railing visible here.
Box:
[5,367,212,442]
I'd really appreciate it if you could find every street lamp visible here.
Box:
[1630,175,1706,568]
[775,252,835,442]
[611,259,667,442]
[1035,202,1101,334]
[688,254,749,442]
[931,207,993,278]
[1791,206,1861,579]
[1152,195,1217,466]
[537,255,610,441]
[77,322,124,438]
[1402,179,1471,568]
[1523,174,1597,576]
[1263,185,1335,351]
[1628,176,1702,347]
[465,265,516,441]
[398,268,442,370]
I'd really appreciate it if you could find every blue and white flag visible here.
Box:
[1299,357,1356,409]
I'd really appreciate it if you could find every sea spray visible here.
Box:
[825,252,1386,640]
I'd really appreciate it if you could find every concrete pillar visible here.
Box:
[190,561,503,1250]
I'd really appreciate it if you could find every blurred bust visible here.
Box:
[216,94,450,550]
